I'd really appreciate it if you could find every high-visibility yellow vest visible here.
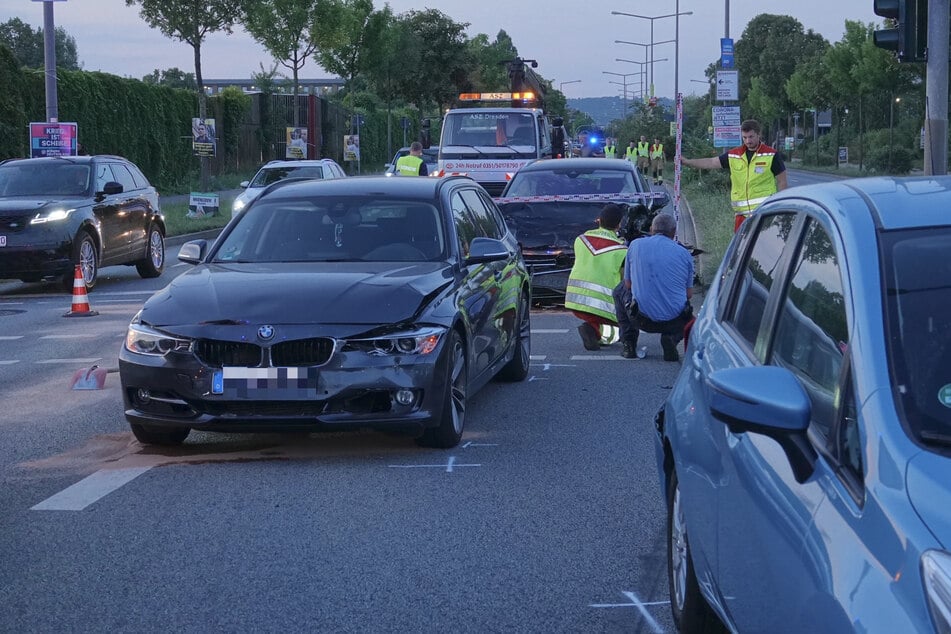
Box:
[637,141,650,157]
[728,143,778,215]
[604,145,617,159]
[395,154,423,176]
[564,228,627,322]
[650,143,664,160]
[625,146,637,161]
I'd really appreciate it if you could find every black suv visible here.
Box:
[0,155,166,290]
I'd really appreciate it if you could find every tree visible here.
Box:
[311,0,378,94]
[0,17,79,70]
[126,0,241,190]
[240,0,320,126]
[142,67,197,90]
[466,30,517,92]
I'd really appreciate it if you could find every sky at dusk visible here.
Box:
[3,0,880,99]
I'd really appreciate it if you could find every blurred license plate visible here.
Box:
[0,236,6,247]
[212,367,319,394]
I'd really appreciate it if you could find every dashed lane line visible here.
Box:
[31,467,154,511]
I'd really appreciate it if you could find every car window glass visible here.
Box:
[725,213,797,355]
[459,189,502,239]
[109,163,138,192]
[95,163,116,192]
[451,192,479,257]
[477,190,508,237]
[836,367,863,485]
[771,220,848,440]
[717,218,755,317]
[127,164,150,189]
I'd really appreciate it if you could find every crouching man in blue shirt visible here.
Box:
[612,213,694,361]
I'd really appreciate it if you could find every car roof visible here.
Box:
[258,174,475,200]
[0,155,124,166]
[766,175,951,231]
[259,159,339,169]
[517,157,637,172]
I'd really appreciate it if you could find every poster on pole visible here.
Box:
[30,122,78,158]
[344,135,360,162]
[191,118,216,157]
[286,127,308,159]
[712,106,742,148]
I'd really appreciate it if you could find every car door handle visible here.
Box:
[691,344,704,379]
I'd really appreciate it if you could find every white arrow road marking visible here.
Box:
[35,358,102,364]
[589,591,665,633]
[31,467,153,511]
[387,455,480,472]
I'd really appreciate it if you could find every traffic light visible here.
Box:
[873,0,927,62]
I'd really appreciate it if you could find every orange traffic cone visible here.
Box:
[64,264,98,317]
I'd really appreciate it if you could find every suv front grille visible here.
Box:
[0,216,30,233]
[271,337,335,366]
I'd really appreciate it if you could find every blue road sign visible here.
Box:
[721,37,734,69]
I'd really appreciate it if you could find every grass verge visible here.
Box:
[162,197,235,238]
[680,178,734,291]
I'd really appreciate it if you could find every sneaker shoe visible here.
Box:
[621,342,638,359]
[578,323,601,351]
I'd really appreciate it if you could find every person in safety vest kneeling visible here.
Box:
[565,204,628,351]
[681,119,787,232]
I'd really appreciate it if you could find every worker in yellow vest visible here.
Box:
[625,140,637,163]
[395,142,429,176]
[649,137,665,185]
[565,204,628,351]
[681,119,787,232]
[604,138,617,159]
[636,135,650,177]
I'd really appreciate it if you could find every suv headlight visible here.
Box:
[922,550,951,633]
[30,208,74,224]
[125,323,192,356]
[344,326,445,356]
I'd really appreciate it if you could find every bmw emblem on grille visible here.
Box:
[257,325,275,341]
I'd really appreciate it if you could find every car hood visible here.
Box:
[497,200,607,249]
[0,197,83,216]
[140,262,454,328]
[906,450,951,547]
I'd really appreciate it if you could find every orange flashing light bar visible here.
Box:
[458,91,537,102]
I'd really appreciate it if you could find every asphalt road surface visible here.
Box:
[0,252,685,633]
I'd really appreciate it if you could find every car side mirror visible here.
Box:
[465,237,509,265]
[178,239,207,264]
[102,181,123,196]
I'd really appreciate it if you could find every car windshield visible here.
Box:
[882,225,951,442]
[505,167,640,197]
[213,196,446,263]
[250,165,324,187]
[0,162,91,197]
[442,111,536,148]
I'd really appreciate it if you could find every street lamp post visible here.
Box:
[616,58,664,102]
[560,80,582,94]
[611,10,693,98]
[615,39,674,99]
[888,96,901,172]
[603,71,638,113]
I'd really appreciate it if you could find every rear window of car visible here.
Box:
[251,165,324,187]
[505,167,639,197]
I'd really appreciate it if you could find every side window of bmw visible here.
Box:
[451,192,479,258]
[459,189,502,240]
[724,213,798,357]
[770,219,849,441]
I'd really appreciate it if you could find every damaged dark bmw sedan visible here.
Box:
[119,176,531,448]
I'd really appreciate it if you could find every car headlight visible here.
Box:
[344,326,445,356]
[923,550,951,633]
[125,323,192,356]
[30,208,74,224]
[232,197,247,215]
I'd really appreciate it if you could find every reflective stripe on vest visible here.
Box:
[564,229,627,322]
[396,154,423,176]
[727,144,777,213]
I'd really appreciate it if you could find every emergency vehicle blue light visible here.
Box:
[589,136,599,145]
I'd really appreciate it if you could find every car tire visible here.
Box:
[496,293,531,382]
[668,470,724,633]
[417,330,466,448]
[63,230,98,291]
[129,423,190,446]
[135,224,165,278]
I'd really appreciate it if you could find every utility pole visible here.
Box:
[924,0,948,175]
[42,0,59,122]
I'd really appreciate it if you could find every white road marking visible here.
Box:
[462,442,498,448]
[0,336,25,340]
[531,329,569,334]
[589,591,666,633]
[31,467,153,511]
[39,334,97,339]
[387,456,481,472]
[570,355,633,361]
[0,360,20,365]
[35,358,102,364]
[529,355,546,360]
